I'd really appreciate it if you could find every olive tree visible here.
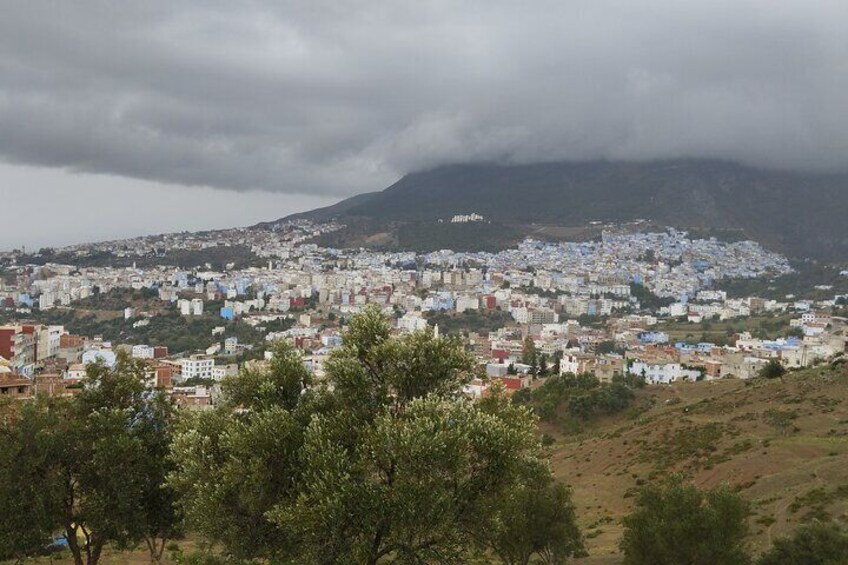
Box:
[620,476,751,565]
[757,521,848,565]
[0,354,180,565]
[172,305,579,563]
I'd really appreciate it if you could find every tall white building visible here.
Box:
[39,292,56,310]
[179,356,214,381]
[191,298,204,316]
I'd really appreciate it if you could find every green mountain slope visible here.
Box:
[280,159,848,258]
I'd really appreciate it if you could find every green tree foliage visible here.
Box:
[172,305,579,564]
[424,309,515,336]
[488,475,585,565]
[786,326,805,338]
[223,341,312,410]
[552,350,563,375]
[522,336,539,375]
[629,283,673,311]
[513,373,637,424]
[135,392,183,564]
[16,245,262,270]
[757,521,848,565]
[758,359,787,379]
[595,340,619,355]
[30,287,292,357]
[0,398,65,561]
[395,221,525,253]
[620,476,751,565]
[0,354,180,565]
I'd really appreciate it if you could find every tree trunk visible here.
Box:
[64,525,85,565]
[89,539,104,565]
[68,525,104,565]
[367,528,383,565]
[145,536,168,565]
[156,538,168,564]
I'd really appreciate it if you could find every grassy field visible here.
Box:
[551,360,848,563]
[657,313,797,344]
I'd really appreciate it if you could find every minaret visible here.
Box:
[433,324,440,339]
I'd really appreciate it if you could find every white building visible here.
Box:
[191,298,204,316]
[451,213,484,223]
[559,354,583,375]
[628,361,701,384]
[66,363,86,380]
[398,313,429,333]
[455,296,480,313]
[529,308,557,325]
[179,356,215,381]
[510,306,529,324]
[132,345,155,359]
[81,348,117,368]
[668,303,688,317]
[463,378,489,398]
[34,325,64,361]
[39,292,56,310]
[486,363,509,377]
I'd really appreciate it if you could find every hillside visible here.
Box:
[8,365,848,565]
[260,191,380,225]
[280,159,848,258]
[549,361,848,563]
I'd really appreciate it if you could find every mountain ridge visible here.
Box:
[276,159,848,258]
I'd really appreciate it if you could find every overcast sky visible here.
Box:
[2,1,847,250]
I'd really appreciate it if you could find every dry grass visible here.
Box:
[550,362,848,563]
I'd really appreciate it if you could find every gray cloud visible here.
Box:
[1,0,847,198]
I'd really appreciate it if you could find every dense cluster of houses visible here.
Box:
[1,221,844,408]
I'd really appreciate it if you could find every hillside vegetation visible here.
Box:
[547,360,848,563]
[6,288,286,357]
[282,159,848,259]
[16,245,262,270]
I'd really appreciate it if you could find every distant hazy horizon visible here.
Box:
[0,162,335,252]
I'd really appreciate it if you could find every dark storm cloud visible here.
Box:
[1,1,847,197]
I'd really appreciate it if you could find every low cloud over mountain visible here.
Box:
[2,1,848,199]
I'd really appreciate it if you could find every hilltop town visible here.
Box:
[3,218,845,408]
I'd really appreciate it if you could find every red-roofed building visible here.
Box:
[493,374,532,391]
